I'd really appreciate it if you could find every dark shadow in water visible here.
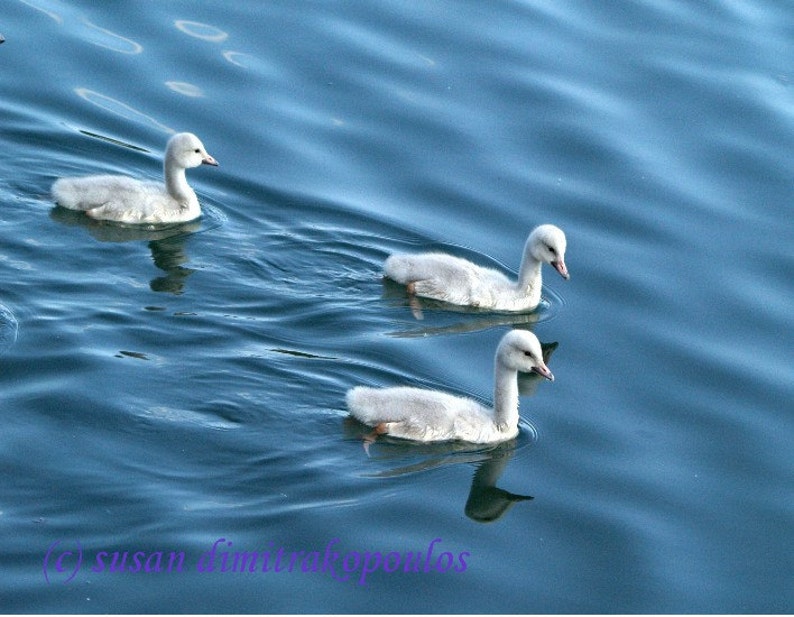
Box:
[147,236,195,294]
[464,445,533,523]
[50,206,200,294]
[344,340,558,523]
[382,277,562,337]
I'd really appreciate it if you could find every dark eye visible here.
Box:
[194,148,200,153]
[546,244,557,255]
[523,351,534,358]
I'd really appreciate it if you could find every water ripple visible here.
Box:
[164,81,204,98]
[0,304,19,356]
[221,50,256,69]
[174,20,228,43]
[16,0,63,23]
[73,88,173,133]
[81,19,142,54]
[2,0,791,611]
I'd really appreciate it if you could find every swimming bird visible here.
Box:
[52,132,218,224]
[384,224,569,312]
[346,329,554,444]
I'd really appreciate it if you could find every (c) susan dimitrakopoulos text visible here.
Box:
[47,537,469,586]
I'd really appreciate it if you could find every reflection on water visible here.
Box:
[174,20,228,43]
[164,81,204,98]
[49,206,200,293]
[16,0,62,24]
[18,0,142,53]
[464,446,533,523]
[148,236,195,294]
[388,309,543,338]
[74,88,173,134]
[82,19,142,54]
[172,19,252,71]
[222,50,255,69]
[345,431,533,523]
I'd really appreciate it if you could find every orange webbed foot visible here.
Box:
[362,423,389,456]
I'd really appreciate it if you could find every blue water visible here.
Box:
[1,0,792,612]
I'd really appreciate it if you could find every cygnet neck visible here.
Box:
[515,249,543,302]
[492,357,520,431]
[164,157,195,204]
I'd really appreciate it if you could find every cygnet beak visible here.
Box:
[552,260,569,280]
[202,154,219,167]
[532,363,554,382]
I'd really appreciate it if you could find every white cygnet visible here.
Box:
[384,224,569,312]
[52,132,218,224]
[346,329,554,444]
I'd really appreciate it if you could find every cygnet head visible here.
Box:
[527,224,569,280]
[497,330,554,381]
[166,132,218,169]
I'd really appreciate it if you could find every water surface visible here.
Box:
[0,0,792,612]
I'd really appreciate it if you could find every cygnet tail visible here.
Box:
[383,253,471,304]
[51,177,113,211]
[347,387,387,425]
[346,386,417,426]
[383,254,417,284]
[52,175,144,212]
[52,178,88,210]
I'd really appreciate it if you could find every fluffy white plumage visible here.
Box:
[384,224,569,312]
[346,330,554,444]
[52,132,218,224]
